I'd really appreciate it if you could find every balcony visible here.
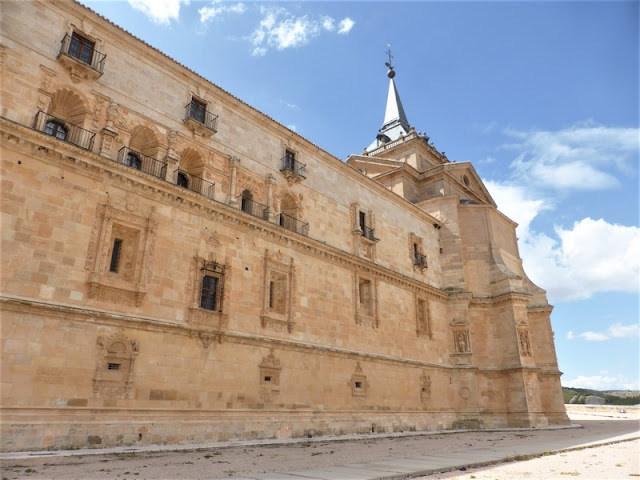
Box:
[413,253,428,270]
[58,33,105,81]
[184,101,218,137]
[174,169,215,199]
[116,147,167,180]
[237,195,269,220]
[33,110,95,151]
[278,213,309,236]
[280,156,306,184]
[361,225,378,242]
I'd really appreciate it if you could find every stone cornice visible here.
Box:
[0,294,467,372]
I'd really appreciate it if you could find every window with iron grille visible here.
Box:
[199,261,224,312]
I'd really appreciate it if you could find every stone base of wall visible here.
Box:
[2,407,569,452]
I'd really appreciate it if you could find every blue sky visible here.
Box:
[82,0,639,391]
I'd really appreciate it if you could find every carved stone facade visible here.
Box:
[0,0,568,452]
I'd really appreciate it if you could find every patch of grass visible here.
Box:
[24,468,37,473]
[560,472,580,476]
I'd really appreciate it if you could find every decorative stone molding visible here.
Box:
[259,349,282,402]
[93,333,139,400]
[420,370,432,404]
[261,250,296,333]
[85,202,157,307]
[354,272,379,328]
[186,255,230,340]
[415,295,431,338]
[350,362,369,397]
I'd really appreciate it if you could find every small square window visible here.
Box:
[107,363,121,370]
[354,381,362,389]
[264,376,272,382]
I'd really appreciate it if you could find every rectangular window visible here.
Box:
[109,238,123,273]
[189,98,207,123]
[69,32,95,65]
[107,363,121,370]
[359,211,366,233]
[200,275,218,311]
[284,149,295,170]
[413,242,420,262]
[268,273,287,314]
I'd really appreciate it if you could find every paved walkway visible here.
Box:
[246,426,639,480]
[2,417,638,479]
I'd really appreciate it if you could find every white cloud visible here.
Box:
[250,8,355,55]
[572,323,640,342]
[338,18,355,34]
[503,123,639,192]
[199,1,245,23]
[127,0,189,25]
[485,180,550,240]
[564,374,640,391]
[520,218,640,302]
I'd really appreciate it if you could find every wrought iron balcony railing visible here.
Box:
[413,253,428,269]
[174,169,215,199]
[184,101,218,132]
[280,156,306,178]
[361,225,378,241]
[237,195,269,220]
[59,33,106,73]
[33,110,95,151]
[278,212,309,236]
[116,147,167,180]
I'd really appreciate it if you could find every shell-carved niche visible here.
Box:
[49,87,89,126]
[93,334,139,400]
[129,124,161,158]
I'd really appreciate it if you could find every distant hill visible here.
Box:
[562,387,640,405]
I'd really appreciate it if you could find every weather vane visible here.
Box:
[385,44,395,78]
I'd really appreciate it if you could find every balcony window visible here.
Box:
[45,120,68,140]
[69,33,95,65]
[189,98,206,124]
[125,151,142,170]
[184,99,218,136]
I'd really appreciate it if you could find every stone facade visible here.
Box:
[0,0,568,451]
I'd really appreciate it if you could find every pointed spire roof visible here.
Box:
[366,57,412,152]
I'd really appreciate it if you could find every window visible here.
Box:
[68,32,95,65]
[189,98,207,124]
[109,238,123,273]
[44,120,67,140]
[176,171,189,188]
[107,363,121,370]
[199,261,224,313]
[268,272,287,314]
[240,189,253,214]
[284,149,295,170]
[125,152,142,170]
[358,278,373,316]
[200,275,219,311]
[350,362,368,397]
[416,296,431,338]
[359,211,366,234]
[354,273,378,327]
[413,242,420,262]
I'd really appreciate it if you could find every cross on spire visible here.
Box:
[385,44,394,69]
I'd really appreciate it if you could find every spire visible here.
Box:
[366,47,412,152]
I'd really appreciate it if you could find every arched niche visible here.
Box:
[179,147,204,177]
[49,87,88,126]
[129,125,159,158]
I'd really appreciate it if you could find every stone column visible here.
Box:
[99,101,118,158]
[266,174,276,222]
[227,155,240,207]
[165,130,179,182]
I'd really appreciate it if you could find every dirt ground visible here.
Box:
[1,417,638,480]
[418,437,640,480]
